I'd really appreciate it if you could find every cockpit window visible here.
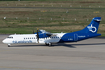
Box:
[7,37,13,38]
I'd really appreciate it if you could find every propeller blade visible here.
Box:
[33,30,34,34]
[37,28,39,43]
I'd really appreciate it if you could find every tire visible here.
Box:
[8,44,11,47]
[45,43,49,46]
[8,45,10,47]
[48,43,52,47]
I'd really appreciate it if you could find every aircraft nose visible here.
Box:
[2,39,6,43]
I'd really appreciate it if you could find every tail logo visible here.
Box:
[87,24,97,33]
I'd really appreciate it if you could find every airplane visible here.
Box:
[2,17,101,47]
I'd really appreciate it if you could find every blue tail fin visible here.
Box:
[81,17,101,34]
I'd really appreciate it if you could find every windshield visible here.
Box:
[7,37,13,39]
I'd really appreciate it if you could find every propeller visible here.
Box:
[33,30,34,34]
[36,28,39,43]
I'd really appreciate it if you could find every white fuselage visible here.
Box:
[2,33,65,45]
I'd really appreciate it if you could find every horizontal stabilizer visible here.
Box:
[93,17,101,21]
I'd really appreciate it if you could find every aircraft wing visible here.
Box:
[39,30,57,37]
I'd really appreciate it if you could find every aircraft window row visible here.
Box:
[24,38,36,39]
[7,37,13,38]
[24,37,60,39]
[45,37,60,38]
[42,37,60,39]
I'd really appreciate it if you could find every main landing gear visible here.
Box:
[45,43,52,46]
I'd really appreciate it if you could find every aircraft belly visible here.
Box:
[45,39,60,43]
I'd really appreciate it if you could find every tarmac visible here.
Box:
[0,35,105,70]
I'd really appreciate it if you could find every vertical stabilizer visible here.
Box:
[81,17,101,34]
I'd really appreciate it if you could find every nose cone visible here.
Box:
[2,39,12,44]
[2,39,6,43]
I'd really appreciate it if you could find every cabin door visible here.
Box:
[74,34,78,42]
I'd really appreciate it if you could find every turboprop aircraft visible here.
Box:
[2,17,101,47]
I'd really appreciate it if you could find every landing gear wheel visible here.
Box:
[45,43,49,46]
[45,43,52,46]
[48,43,52,47]
[8,44,11,47]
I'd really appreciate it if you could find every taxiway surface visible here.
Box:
[0,35,105,70]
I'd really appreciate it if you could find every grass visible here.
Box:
[1,0,105,1]
[0,1,105,36]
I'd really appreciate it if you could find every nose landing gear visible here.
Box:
[8,44,11,47]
